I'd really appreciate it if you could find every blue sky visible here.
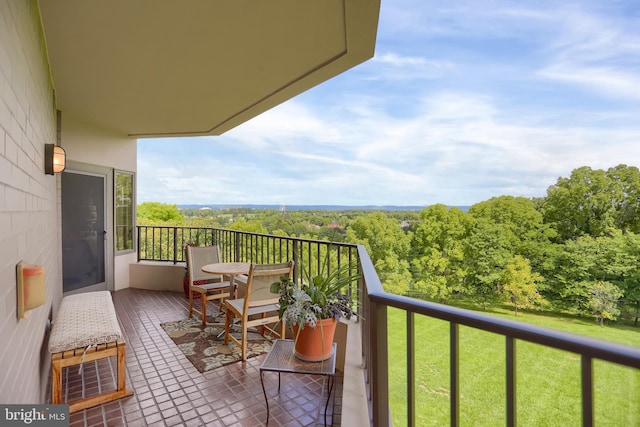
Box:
[138,0,640,207]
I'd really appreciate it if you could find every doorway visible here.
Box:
[61,165,113,294]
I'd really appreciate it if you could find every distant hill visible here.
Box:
[178,204,471,212]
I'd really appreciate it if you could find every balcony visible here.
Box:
[58,226,640,426]
[56,288,345,426]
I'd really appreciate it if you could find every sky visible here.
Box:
[138,0,640,207]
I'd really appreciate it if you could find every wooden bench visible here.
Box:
[48,291,133,413]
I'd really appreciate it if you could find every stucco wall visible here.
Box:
[115,252,137,291]
[62,116,136,173]
[129,262,185,293]
[0,0,60,404]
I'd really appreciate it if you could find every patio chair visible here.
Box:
[186,245,232,326]
[224,261,293,361]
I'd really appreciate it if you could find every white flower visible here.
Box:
[281,285,319,328]
[292,287,311,303]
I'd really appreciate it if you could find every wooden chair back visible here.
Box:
[244,261,294,310]
[186,245,223,284]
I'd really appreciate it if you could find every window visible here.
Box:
[115,171,134,252]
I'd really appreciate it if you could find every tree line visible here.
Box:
[138,164,640,326]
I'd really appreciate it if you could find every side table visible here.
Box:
[260,339,337,426]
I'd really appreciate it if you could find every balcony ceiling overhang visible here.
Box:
[38,0,380,138]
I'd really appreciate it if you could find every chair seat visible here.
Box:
[191,280,232,293]
[226,298,279,317]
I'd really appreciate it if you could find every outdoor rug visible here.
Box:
[160,313,274,373]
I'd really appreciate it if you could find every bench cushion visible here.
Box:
[48,291,124,354]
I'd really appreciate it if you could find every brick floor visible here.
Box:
[48,288,341,426]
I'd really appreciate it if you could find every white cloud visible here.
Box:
[226,101,343,147]
[371,53,456,80]
[538,64,640,101]
[138,0,640,207]
[527,4,640,101]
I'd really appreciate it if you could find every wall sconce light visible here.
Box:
[45,143,66,175]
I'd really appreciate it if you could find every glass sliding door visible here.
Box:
[115,171,135,253]
[62,170,110,293]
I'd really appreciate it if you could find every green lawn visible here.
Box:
[387,306,640,426]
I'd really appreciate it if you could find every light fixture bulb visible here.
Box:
[45,144,66,175]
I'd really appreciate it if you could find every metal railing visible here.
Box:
[357,245,640,427]
[136,225,640,426]
[137,225,359,288]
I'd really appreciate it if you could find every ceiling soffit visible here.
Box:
[39,0,380,137]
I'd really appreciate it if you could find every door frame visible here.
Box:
[62,161,114,294]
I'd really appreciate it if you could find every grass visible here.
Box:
[387,305,640,426]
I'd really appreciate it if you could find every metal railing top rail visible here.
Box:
[137,225,358,249]
[137,225,360,273]
[369,289,640,368]
[357,245,640,427]
[358,244,640,368]
[137,225,361,287]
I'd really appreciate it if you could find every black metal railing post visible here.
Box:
[450,323,459,427]
[506,337,516,427]
[172,227,178,264]
[407,311,415,426]
[581,356,593,427]
[137,226,141,262]
[234,233,240,262]
[292,241,300,283]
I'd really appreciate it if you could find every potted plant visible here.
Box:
[271,257,360,361]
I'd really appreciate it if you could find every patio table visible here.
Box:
[201,262,250,299]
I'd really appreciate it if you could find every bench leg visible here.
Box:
[68,343,133,413]
[51,343,133,413]
[51,355,63,404]
[117,342,126,392]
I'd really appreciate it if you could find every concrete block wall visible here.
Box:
[0,0,61,403]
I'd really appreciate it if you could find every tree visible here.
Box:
[542,166,616,242]
[606,164,640,234]
[462,218,514,309]
[469,196,544,242]
[185,216,223,229]
[541,165,640,242]
[375,257,414,295]
[549,232,638,316]
[468,195,556,275]
[550,235,603,313]
[228,219,268,234]
[500,255,545,315]
[588,281,623,326]
[615,232,640,326]
[346,211,412,295]
[137,202,184,223]
[411,205,469,303]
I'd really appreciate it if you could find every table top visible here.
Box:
[201,262,251,275]
[260,339,336,376]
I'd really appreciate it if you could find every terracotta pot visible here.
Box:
[292,317,337,362]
